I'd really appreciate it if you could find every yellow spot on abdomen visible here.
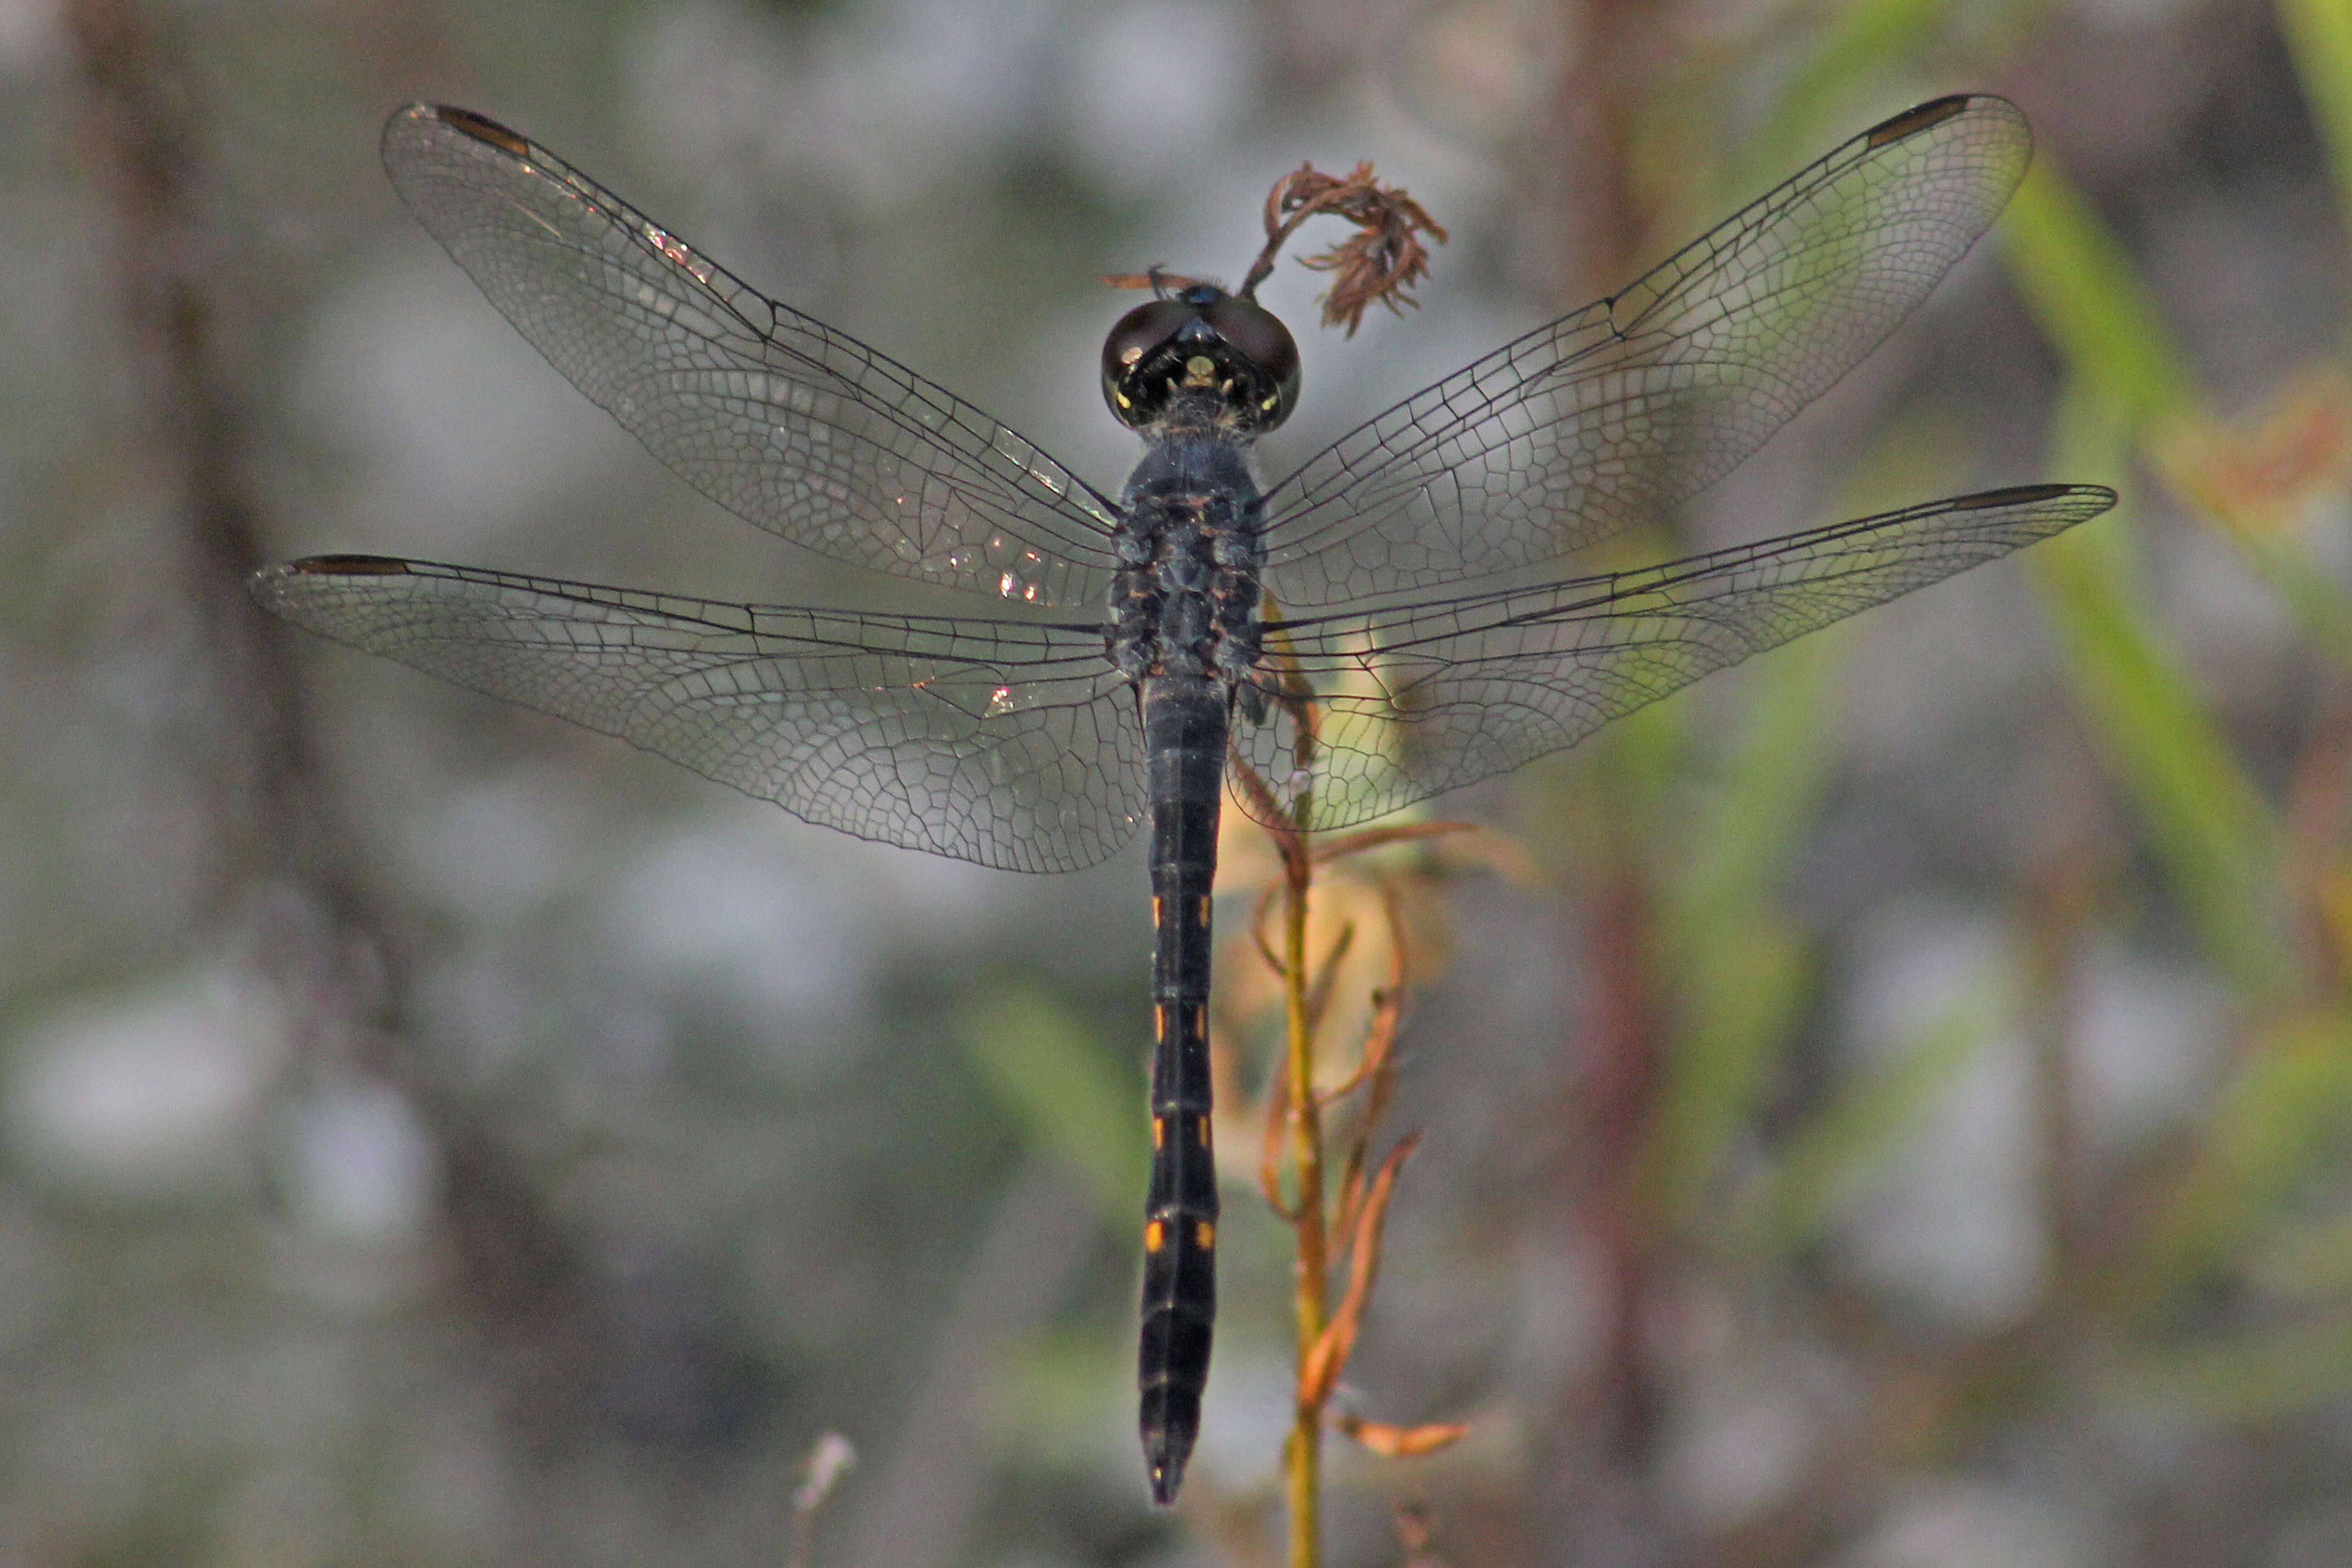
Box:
[1196,1220,1215,1249]
[1153,1117,1166,1150]
[1145,1219,1166,1253]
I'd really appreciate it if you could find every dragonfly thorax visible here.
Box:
[1107,433,1267,700]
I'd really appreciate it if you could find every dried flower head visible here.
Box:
[1239,161,1448,334]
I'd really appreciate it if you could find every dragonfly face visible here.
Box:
[251,96,2115,1507]
[1101,282,1302,434]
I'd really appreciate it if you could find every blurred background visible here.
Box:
[5,0,2351,1563]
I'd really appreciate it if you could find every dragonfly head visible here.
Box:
[1101,283,1300,435]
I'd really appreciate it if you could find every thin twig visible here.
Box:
[786,1432,857,1568]
[1308,820,1480,864]
[1252,880,1289,977]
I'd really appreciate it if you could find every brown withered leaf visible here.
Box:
[1340,1414,1470,1459]
[1330,1004,1405,1234]
[1298,1131,1421,1407]
[1318,974,1402,1121]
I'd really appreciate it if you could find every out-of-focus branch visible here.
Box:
[61,0,625,1454]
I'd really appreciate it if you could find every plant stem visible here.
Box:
[1281,837,1326,1568]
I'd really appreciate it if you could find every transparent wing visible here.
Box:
[253,556,1141,873]
[1256,95,2034,608]
[1232,484,2116,830]
[382,105,1122,609]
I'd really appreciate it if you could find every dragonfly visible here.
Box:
[253,96,2115,1504]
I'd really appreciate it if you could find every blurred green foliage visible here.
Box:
[959,0,2352,1547]
[1560,0,2352,1508]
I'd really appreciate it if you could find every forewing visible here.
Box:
[381,105,1121,608]
[254,557,1141,872]
[1233,484,2116,830]
[1256,95,2034,607]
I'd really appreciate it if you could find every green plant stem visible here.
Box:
[1281,836,1325,1568]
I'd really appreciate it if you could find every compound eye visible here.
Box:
[1204,298,1301,427]
[1102,300,1193,379]
[1101,299,1200,427]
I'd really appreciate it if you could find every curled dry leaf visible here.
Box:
[1298,1132,1421,1408]
[1319,976,1401,1117]
[1329,1010,1405,1234]
[1338,1413,1470,1459]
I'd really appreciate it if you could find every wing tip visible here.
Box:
[282,554,416,576]
[1950,482,2069,509]
[1949,481,2119,514]
[1863,92,2022,149]
[433,106,532,159]
[384,103,532,162]
[249,554,415,609]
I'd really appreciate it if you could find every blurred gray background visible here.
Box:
[4,1,2348,1565]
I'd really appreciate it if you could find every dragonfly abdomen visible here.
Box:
[1137,674,1226,1504]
